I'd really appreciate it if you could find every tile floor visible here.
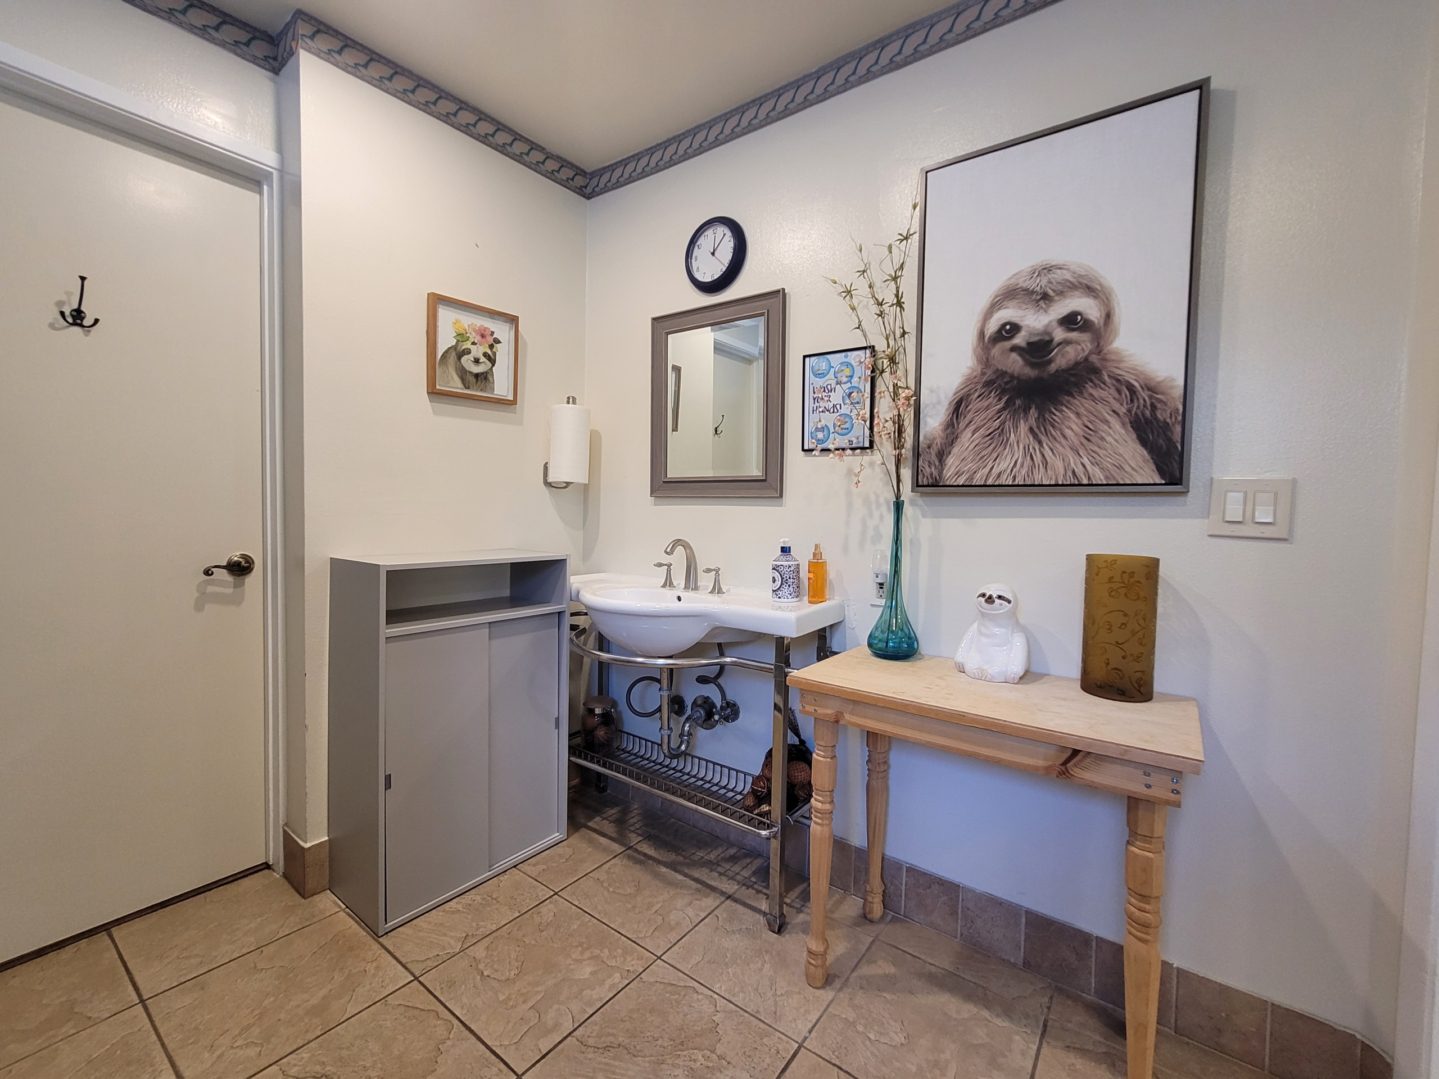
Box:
[1,793,1268,1078]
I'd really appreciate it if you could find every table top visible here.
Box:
[789,647,1204,774]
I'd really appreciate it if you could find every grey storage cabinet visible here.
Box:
[327,549,568,934]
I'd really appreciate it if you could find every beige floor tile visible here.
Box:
[518,828,627,890]
[0,1006,169,1079]
[421,895,650,1073]
[632,821,765,895]
[1033,1007,1128,1079]
[528,962,795,1079]
[879,917,1053,1030]
[384,868,551,974]
[736,876,887,937]
[0,934,137,1069]
[783,1048,854,1078]
[806,941,1040,1079]
[562,846,733,954]
[569,792,662,847]
[147,912,409,1079]
[112,871,339,997]
[1045,991,1128,1049]
[256,983,508,1079]
[667,889,874,1040]
[1041,992,1267,1079]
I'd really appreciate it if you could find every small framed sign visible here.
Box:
[426,292,519,405]
[802,346,875,453]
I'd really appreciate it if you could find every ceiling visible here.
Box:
[219,0,953,170]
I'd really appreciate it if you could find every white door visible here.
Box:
[0,91,267,961]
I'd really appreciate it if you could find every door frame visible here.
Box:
[0,42,287,868]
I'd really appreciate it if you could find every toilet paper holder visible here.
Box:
[542,461,572,489]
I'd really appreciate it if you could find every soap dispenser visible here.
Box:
[771,539,800,605]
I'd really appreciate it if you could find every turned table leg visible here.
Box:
[864,732,891,921]
[805,717,840,988]
[1124,798,1167,1079]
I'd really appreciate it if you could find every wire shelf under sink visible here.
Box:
[569,730,810,839]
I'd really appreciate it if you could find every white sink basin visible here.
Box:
[573,573,845,657]
[579,586,723,656]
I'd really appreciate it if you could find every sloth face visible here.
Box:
[981,296,1107,379]
[975,584,1014,613]
[973,261,1119,380]
[457,343,494,375]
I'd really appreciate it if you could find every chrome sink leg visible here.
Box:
[766,635,792,933]
[817,626,835,662]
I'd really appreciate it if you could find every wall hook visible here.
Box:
[60,275,100,329]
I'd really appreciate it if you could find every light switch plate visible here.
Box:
[1208,478,1296,539]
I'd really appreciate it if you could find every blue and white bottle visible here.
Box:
[771,539,801,604]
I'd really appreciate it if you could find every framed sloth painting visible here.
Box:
[912,80,1207,493]
[427,292,519,405]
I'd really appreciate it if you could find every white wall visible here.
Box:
[1393,3,1439,1072]
[583,0,1439,1051]
[0,0,277,152]
[291,54,589,838]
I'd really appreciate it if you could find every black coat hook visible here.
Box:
[60,275,99,329]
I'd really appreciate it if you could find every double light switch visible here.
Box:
[1208,478,1295,539]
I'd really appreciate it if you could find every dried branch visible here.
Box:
[825,202,919,501]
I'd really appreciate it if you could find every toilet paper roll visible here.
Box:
[548,402,591,485]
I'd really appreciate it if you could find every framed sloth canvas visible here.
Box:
[913,80,1207,493]
[426,292,519,405]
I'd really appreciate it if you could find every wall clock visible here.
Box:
[685,215,746,294]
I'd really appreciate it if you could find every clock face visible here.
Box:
[685,216,746,294]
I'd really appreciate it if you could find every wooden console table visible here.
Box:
[791,648,1203,1079]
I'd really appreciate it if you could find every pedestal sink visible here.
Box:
[573,573,846,657]
[578,586,726,656]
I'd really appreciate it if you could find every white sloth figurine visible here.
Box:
[954,583,1029,684]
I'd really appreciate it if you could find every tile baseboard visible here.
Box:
[282,827,330,899]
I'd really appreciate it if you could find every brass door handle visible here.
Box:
[203,553,255,578]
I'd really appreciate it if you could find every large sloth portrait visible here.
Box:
[917,260,1183,487]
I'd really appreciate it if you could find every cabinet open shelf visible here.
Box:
[378,551,569,637]
[385,598,568,637]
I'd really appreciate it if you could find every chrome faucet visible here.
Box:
[664,537,700,592]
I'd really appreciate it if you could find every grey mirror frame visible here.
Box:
[650,288,786,498]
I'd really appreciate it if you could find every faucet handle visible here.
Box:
[653,561,676,589]
[703,566,725,595]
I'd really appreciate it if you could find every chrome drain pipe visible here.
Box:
[656,665,695,758]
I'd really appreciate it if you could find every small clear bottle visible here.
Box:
[771,539,801,605]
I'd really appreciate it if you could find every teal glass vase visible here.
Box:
[867,498,920,660]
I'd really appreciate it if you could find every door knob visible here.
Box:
[203,553,256,578]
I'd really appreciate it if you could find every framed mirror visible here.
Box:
[650,289,785,497]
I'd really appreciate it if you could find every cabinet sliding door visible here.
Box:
[384,623,491,923]
[487,614,562,867]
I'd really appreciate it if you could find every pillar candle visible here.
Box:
[1080,553,1160,703]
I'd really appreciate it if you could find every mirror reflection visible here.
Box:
[664,315,765,479]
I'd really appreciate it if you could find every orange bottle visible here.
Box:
[807,544,828,604]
